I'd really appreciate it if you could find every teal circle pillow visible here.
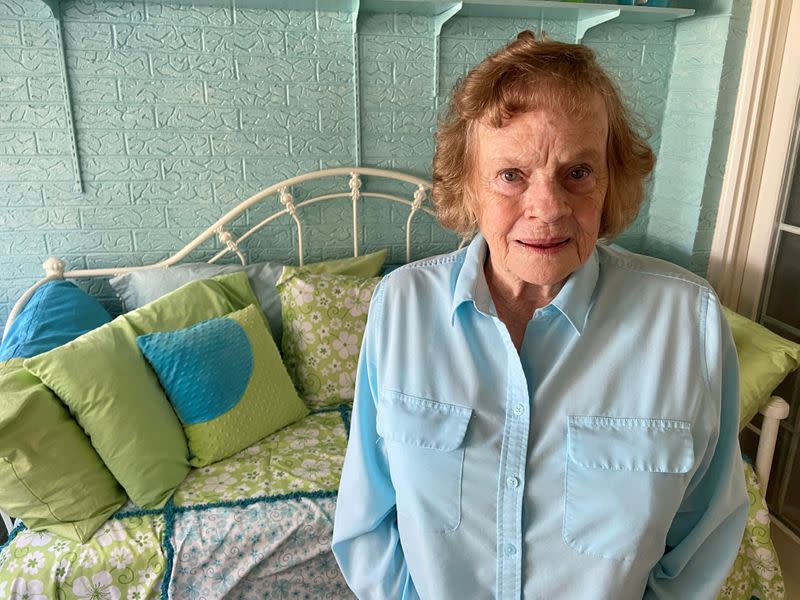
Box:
[137,317,252,425]
[137,304,309,466]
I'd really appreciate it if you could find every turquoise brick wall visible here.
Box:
[644,0,749,272]
[0,0,746,330]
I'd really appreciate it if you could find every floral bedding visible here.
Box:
[0,406,784,600]
[0,409,352,600]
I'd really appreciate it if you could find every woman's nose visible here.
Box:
[522,179,572,222]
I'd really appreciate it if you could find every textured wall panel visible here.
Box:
[0,48,59,74]
[0,0,746,332]
[65,49,150,76]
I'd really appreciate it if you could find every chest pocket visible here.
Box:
[377,390,472,533]
[563,416,694,562]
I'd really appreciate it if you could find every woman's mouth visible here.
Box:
[516,238,570,253]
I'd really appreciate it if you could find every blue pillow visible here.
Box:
[0,280,112,360]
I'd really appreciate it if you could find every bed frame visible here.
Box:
[0,166,790,533]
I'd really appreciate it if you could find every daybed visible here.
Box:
[0,168,797,600]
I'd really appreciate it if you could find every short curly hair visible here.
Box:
[432,31,655,239]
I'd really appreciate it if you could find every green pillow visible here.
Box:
[279,249,387,282]
[278,273,379,409]
[24,272,262,509]
[722,307,800,429]
[0,359,126,542]
[137,304,309,467]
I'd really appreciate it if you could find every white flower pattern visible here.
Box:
[52,558,71,582]
[279,273,378,409]
[109,546,134,570]
[10,578,47,600]
[21,551,44,575]
[97,521,128,547]
[73,571,121,600]
[78,548,98,568]
[15,532,52,548]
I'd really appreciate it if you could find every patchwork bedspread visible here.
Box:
[0,406,785,600]
[0,409,352,600]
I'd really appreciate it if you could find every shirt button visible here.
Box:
[513,404,525,416]
[506,476,520,489]
[505,544,516,556]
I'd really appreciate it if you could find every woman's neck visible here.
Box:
[484,260,564,351]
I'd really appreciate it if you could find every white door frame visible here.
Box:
[708,0,800,319]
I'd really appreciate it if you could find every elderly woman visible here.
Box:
[332,32,747,599]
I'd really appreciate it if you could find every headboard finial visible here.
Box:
[412,185,426,210]
[279,187,297,217]
[215,227,247,266]
[43,257,65,278]
[349,172,362,194]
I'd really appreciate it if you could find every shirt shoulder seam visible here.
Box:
[599,250,711,292]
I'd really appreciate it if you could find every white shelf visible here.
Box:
[42,0,693,24]
[222,1,695,27]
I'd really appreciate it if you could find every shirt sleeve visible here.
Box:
[644,290,749,599]
[332,284,419,600]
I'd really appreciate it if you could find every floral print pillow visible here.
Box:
[278,273,379,409]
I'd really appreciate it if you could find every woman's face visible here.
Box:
[472,97,609,300]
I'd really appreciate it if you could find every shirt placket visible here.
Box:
[493,316,530,600]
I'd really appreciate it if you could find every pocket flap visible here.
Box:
[568,416,694,473]
[377,390,472,451]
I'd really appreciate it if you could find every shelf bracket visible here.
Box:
[576,8,620,42]
[352,0,361,167]
[41,0,58,18]
[46,0,84,193]
[432,2,462,98]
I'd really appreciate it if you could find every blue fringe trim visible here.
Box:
[0,521,27,554]
[108,490,339,599]
[309,405,344,415]
[339,403,352,438]
[172,489,337,516]
[160,497,175,600]
[113,506,166,520]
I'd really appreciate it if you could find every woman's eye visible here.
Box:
[500,170,521,183]
[569,167,590,180]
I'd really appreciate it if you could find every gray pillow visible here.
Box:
[110,262,285,342]
[108,250,389,345]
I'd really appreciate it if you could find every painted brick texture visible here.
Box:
[0,0,744,331]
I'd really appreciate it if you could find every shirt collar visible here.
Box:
[451,234,494,320]
[450,233,599,335]
[549,249,598,335]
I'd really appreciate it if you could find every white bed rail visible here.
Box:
[752,396,791,494]
[3,167,468,338]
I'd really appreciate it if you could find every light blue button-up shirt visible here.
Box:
[332,235,748,599]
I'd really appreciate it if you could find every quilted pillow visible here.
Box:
[137,304,309,467]
[24,272,261,509]
[0,359,126,542]
[278,273,379,409]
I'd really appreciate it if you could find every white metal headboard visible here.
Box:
[3,167,467,337]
